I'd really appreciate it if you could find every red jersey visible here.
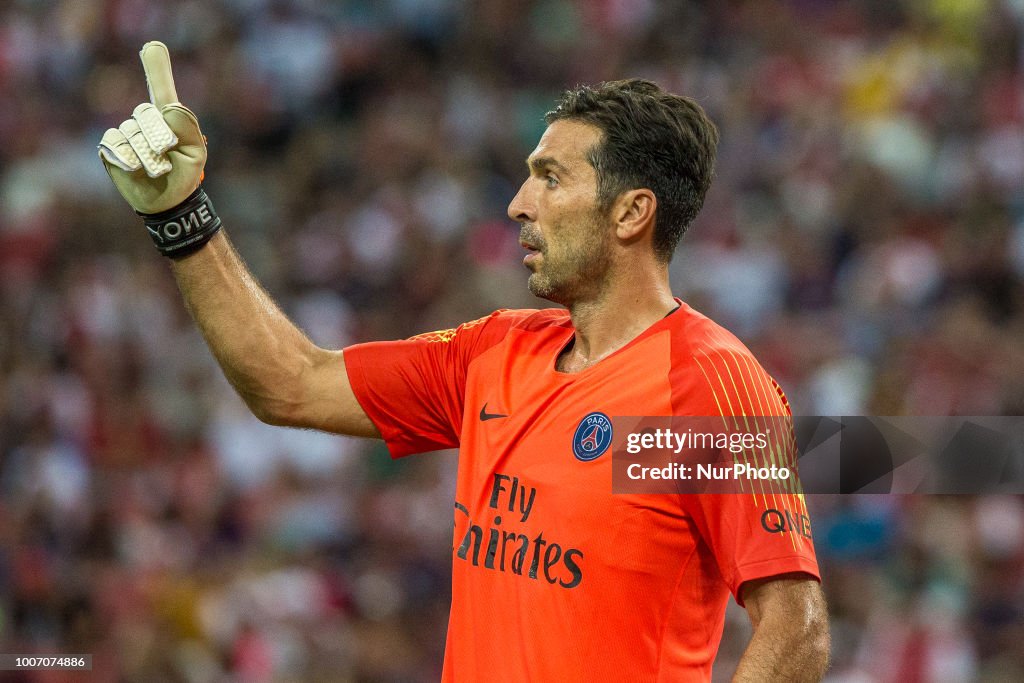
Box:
[344,302,819,682]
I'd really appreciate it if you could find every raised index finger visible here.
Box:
[139,41,179,108]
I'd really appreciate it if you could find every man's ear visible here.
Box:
[613,189,657,243]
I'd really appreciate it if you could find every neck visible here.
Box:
[558,265,676,373]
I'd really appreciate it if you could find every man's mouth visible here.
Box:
[520,240,541,265]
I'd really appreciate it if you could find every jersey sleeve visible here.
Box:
[683,490,819,606]
[343,310,520,458]
[677,333,820,605]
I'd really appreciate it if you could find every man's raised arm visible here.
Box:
[98,41,378,438]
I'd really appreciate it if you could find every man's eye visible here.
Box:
[545,175,559,188]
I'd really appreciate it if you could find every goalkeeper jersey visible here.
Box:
[343,302,819,682]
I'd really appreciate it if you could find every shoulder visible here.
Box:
[665,302,791,416]
[406,308,570,355]
[665,301,756,360]
[451,307,570,337]
[508,307,572,332]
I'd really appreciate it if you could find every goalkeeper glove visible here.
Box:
[98,41,220,258]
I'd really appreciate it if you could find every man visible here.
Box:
[100,42,829,682]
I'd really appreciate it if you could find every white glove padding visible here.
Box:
[99,103,177,177]
[99,41,207,216]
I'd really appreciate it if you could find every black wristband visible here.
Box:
[138,186,222,258]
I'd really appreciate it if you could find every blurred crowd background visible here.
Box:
[1,0,1023,680]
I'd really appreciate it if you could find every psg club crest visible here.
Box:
[573,412,613,462]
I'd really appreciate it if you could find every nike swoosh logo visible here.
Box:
[479,403,509,421]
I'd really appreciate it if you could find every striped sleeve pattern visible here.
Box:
[678,323,814,557]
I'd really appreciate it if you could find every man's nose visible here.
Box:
[507,180,536,223]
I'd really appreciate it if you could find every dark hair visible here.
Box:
[545,79,719,262]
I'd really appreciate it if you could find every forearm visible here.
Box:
[100,42,373,435]
[732,612,829,682]
[169,230,323,423]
